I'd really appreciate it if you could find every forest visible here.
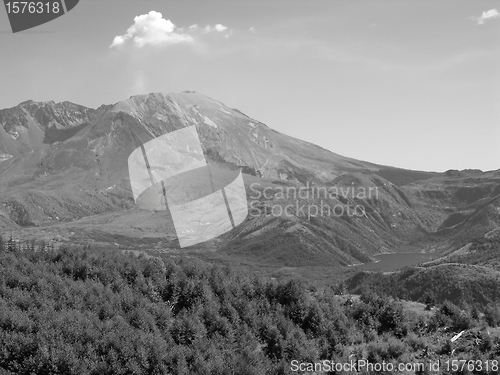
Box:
[1,237,500,374]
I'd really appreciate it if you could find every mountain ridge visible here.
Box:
[0,91,497,276]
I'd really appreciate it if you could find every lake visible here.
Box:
[353,252,439,271]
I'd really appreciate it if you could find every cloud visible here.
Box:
[472,8,500,25]
[201,24,229,33]
[110,12,232,48]
[110,11,193,48]
[215,24,228,32]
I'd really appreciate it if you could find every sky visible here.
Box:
[0,0,499,172]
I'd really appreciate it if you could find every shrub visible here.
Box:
[484,305,500,327]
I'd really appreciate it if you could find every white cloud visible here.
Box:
[110,12,232,49]
[201,24,230,34]
[214,24,228,32]
[472,8,500,25]
[202,25,212,34]
[110,11,193,48]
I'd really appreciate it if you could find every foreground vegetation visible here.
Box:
[1,238,499,374]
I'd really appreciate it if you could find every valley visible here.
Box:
[0,91,499,308]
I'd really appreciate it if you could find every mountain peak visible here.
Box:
[125,91,218,103]
[17,99,55,108]
[0,99,99,145]
[12,99,95,113]
[110,91,233,124]
[18,99,77,107]
[18,99,35,106]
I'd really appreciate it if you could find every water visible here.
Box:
[354,252,439,271]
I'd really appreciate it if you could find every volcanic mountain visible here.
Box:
[0,92,498,272]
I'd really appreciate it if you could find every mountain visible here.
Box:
[346,262,500,308]
[345,231,500,308]
[0,91,498,274]
[345,179,500,307]
[0,100,108,155]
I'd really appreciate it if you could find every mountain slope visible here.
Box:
[0,91,498,271]
[346,262,500,308]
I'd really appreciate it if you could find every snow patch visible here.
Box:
[217,103,230,114]
[203,116,218,128]
[155,113,169,121]
[0,153,12,163]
